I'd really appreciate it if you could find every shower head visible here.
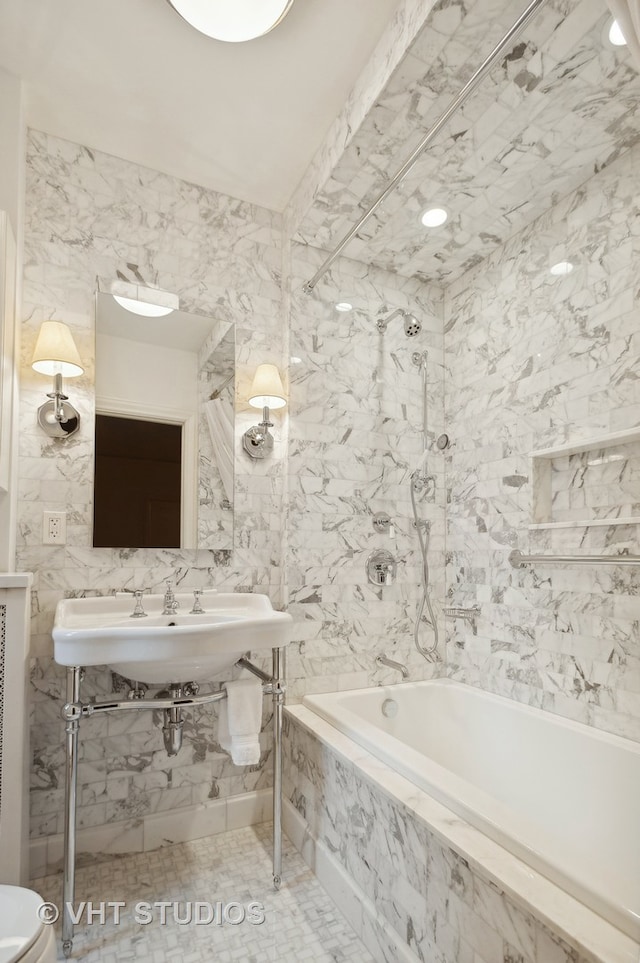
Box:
[403,313,421,337]
[376,308,422,337]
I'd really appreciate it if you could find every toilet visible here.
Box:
[0,886,57,963]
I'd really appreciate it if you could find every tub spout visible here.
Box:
[375,655,409,680]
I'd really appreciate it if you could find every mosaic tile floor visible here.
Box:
[32,824,374,962]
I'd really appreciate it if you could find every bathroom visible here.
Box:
[0,0,638,960]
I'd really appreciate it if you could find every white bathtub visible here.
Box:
[303,679,640,941]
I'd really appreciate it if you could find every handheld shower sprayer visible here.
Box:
[408,347,439,661]
[376,308,421,337]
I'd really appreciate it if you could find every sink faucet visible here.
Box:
[162,581,180,615]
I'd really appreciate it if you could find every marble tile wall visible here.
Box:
[20,129,285,841]
[443,140,640,742]
[284,0,442,239]
[545,440,640,526]
[284,710,619,963]
[284,243,447,700]
[294,0,640,286]
[17,63,640,865]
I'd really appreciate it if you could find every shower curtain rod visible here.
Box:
[302,0,550,294]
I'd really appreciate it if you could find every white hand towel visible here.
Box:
[218,677,263,766]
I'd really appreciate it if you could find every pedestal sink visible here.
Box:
[53,591,294,683]
[54,590,293,956]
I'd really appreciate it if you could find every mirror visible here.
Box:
[94,291,234,549]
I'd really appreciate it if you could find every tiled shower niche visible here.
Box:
[530,428,640,530]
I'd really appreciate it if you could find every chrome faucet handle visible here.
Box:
[130,590,147,619]
[190,590,204,615]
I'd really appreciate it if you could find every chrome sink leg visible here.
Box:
[62,666,82,958]
[272,646,284,890]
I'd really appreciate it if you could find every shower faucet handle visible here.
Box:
[366,550,397,586]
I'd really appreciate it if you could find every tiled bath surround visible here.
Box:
[20,129,286,851]
[285,243,446,701]
[283,709,637,963]
[444,139,640,743]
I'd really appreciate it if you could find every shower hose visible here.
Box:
[410,472,439,659]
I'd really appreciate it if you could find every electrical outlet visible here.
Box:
[43,511,67,545]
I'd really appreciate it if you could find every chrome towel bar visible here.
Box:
[510,550,640,568]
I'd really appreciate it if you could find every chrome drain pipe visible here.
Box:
[163,688,185,756]
[162,712,185,755]
[61,661,285,955]
[160,684,198,755]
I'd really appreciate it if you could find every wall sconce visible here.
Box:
[242,364,286,459]
[110,280,179,317]
[31,321,84,437]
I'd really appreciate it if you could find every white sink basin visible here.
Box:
[53,591,294,683]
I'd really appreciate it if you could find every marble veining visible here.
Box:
[444,140,640,742]
[284,706,639,963]
[32,822,374,963]
[293,0,640,286]
[284,242,447,703]
[20,129,285,843]
[284,0,442,240]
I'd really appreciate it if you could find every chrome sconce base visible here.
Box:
[242,419,274,459]
[36,396,80,438]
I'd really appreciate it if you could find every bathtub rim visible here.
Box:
[302,677,639,938]
[286,692,640,963]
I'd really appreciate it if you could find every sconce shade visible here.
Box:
[31,322,84,378]
[248,364,286,409]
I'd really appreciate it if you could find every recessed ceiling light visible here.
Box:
[608,18,627,46]
[335,301,353,312]
[420,207,448,228]
[550,261,574,276]
[168,0,295,43]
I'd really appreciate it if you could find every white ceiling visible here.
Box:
[0,0,402,212]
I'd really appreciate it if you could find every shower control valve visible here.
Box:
[366,549,397,586]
